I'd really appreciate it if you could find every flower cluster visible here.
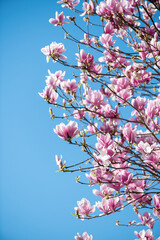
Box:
[40,0,160,239]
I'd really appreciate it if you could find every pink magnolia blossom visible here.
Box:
[132,96,147,111]
[124,63,152,86]
[75,198,95,217]
[97,104,119,118]
[134,229,154,240]
[104,22,115,35]
[80,33,95,45]
[93,184,114,198]
[120,170,133,186]
[87,123,98,133]
[41,42,67,62]
[76,49,102,76]
[99,49,130,69]
[54,121,79,141]
[117,88,132,104]
[99,34,115,49]
[138,212,155,229]
[126,179,151,205]
[96,197,123,214]
[39,86,58,104]
[153,194,160,218]
[49,11,69,26]
[136,141,152,154]
[61,79,78,95]
[80,0,94,16]
[74,109,85,120]
[57,0,79,9]
[45,70,65,89]
[75,232,93,240]
[122,123,136,144]
[96,133,113,151]
[83,89,105,108]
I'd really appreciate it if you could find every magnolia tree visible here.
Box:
[40,0,160,239]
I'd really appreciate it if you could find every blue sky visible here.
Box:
[0,1,159,239]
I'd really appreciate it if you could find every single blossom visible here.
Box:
[134,229,154,240]
[54,121,79,140]
[41,42,67,62]
[75,198,95,217]
[80,0,94,16]
[138,212,155,229]
[61,79,78,95]
[45,70,65,89]
[57,0,79,9]
[96,197,123,214]
[75,232,93,240]
[49,11,69,26]
[153,194,160,218]
[39,86,58,104]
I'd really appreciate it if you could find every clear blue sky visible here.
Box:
[0,1,159,239]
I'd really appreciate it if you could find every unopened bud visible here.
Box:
[116,220,120,226]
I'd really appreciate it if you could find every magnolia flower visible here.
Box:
[49,11,69,26]
[39,86,58,104]
[41,42,67,62]
[75,198,95,217]
[134,229,154,240]
[57,0,80,9]
[138,212,155,229]
[54,121,79,140]
[153,194,160,218]
[75,232,93,240]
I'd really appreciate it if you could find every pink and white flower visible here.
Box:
[41,42,67,62]
[75,198,95,217]
[49,11,69,26]
[54,121,79,140]
[75,232,93,240]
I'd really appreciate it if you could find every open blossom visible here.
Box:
[124,63,152,86]
[75,232,93,240]
[80,33,95,45]
[96,197,123,214]
[75,198,95,217]
[39,86,58,104]
[104,22,115,35]
[54,121,79,140]
[132,96,147,111]
[57,0,79,9]
[61,79,78,95]
[93,184,114,198]
[83,89,105,108]
[136,141,152,154]
[138,212,155,229]
[45,70,65,89]
[153,194,160,218]
[76,49,102,75]
[121,123,136,144]
[99,34,115,49]
[74,109,85,120]
[87,123,98,133]
[80,0,94,16]
[49,11,69,26]
[134,229,154,240]
[41,42,67,62]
